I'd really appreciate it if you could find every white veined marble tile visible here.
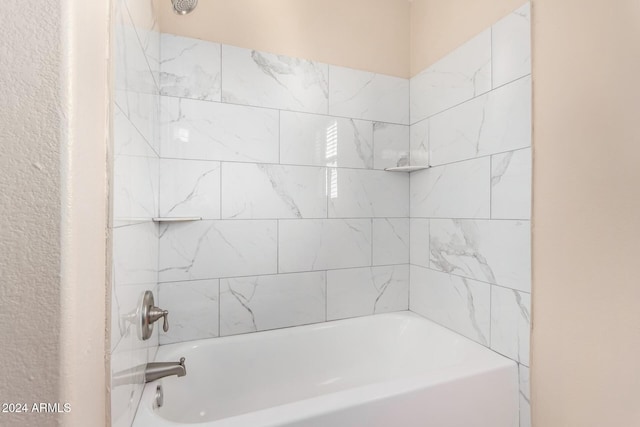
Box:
[410,157,491,219]
[410,119,429,166]
[410,266,490,345]
[124,0,160,84]
[113,221,158,286]
[111,333,136,427]
[219,272,326,336]
[114,0,157,94]
[278,219,372,273]
[328,169,409,218]
[221,163,327,219]
[327,265,409,320]
[113,154,158,220]
[159,279,219,344]
[159,159,221,219]
[221,45,329,114]
[159,220,277,281]
[116,90,161,155]
[519,364,531,427]
[329,66,409,125]
[429,219,531,292]
[111,282,154,352]
[491,286,531,366]
[410,218,430,268]
[160,96,279,163]
[160,34,221,101]
[373,122,410,170]
[114,104,157,157]
[429,76,531,166]
[492,3,531,88]
[491,148,531,220]
[373,218,409,265]
[410,29,491,123]
[280,111,373,169]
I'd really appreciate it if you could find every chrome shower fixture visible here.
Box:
[171,0,198,15]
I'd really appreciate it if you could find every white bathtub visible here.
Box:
[133,312,518,427]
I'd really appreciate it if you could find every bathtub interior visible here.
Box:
[149,312,514,424]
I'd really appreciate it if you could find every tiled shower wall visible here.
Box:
[156,37,412,344]
[111,0,160,426]
[408,4,532,427]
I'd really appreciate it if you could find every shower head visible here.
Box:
[171,0,198,15]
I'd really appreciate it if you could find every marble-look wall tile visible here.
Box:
[159,159,220,219]
[159,220,277,281]
[492,3,531,88]
[221,45,329,114]
[410,157,490,219]
[113,154,158,220]
[328,169,409,218]
[373,219,409,265]
[279,219,372,273]
[114,104,157,157]
[373,123,410,170]
[429,76,531,166]
[410,218,430,267]
[111,282,154,352]
[124,0,160,84]
[410,29,491,123]
[221,163,327,219]
[220,272,326,336]
[410,119,429,166]
[159,279,219,344]
[160,34,221,101]
[116,90,160,155]
[410,266,490,345]
[430,219,531,292]
[280,111,373,169]
[491,286,531,366]
[160,96,279,163]
[491,148,531,220]
[329,66,409,125]
[113,222,158,286]
[519,365,531,427]
[327,265,409,320]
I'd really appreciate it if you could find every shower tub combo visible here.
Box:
[133,312,518,427]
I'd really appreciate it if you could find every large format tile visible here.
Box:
[329,66,409,125]
[410,218,430,267]
[492,3,531,88]
[491,148,531,219]
[428,76,531,166]
[221,45,328,114]
[409,119,429,166]
[373,123,410,170]
[159,159,221,219]
[160,96,279,163]
[220,272,326,335]
[116,90,160,155]
[410,266,490,345]
[429,219,531,292]
[491,286,531,366]
[328,169,408,218]
[114,104,157,157]
[221,163,327,219]
[278,219,372,273]
[124,0,160,83]
[113,222,158,286]
[410,29,491,123]
[519,365,531,427]
[159,220,277,281]
[280,111,373,169]
[160,34,221,101]
[410,157,490,219]
[373,219,409,265]
[113,154,158,220]
[159,279,219,344]
[327,265,409,320]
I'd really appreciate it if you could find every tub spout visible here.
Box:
[144,357,186,383]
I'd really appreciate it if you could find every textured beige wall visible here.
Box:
[157,0,411,78]
[531,0,640,425]
[0,0,110,426]
[409,0,527,75]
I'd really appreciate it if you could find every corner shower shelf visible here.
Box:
[152,217,202,223]
[384,166,430,172]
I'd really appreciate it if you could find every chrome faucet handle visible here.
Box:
[140,291,170,340]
